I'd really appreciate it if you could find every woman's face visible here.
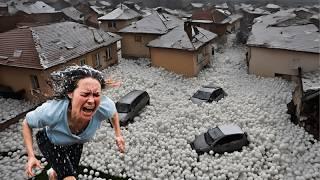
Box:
[68,77,102,122]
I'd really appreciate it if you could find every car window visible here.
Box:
[216,134,243,145]
[205,128,223,145]
[192,90,212,100]
[116,103,131,113]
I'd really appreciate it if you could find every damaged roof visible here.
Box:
[147,25,217,51]
[247,9,320,54]
[0,22,121,70]
[118,12,183,34]
[15,1,58,14]
[61,6,84,22]
[228,14,243,24]
[302,69,320,91]
[98,4,140,20]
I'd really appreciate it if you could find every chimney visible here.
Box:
[184,20,192,40]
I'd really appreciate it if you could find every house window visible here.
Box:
[106,47,112,60]
[135,35,142,42]
[108,21,116,28]
[95,53,100,67]
[80,59,86,66]
[30,75,40,89]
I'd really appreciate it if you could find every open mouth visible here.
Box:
[82,107,95,113]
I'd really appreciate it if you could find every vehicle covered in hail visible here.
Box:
[115,90,150,126]
[190,84,227,104]
[191,124,249,154]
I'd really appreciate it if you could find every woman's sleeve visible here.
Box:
[25,100,60,128]
[98,96,117,120]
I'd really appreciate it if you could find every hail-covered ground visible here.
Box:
[0,34,319,180]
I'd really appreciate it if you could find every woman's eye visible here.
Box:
[93,93,100,97]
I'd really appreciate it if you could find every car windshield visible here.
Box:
[204,128,223,145]
[116,103,130,113]
[192,90,211,100]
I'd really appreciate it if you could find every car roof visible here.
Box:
[117,90,147,104]
[198,87,216,93]
[218,124,244,135]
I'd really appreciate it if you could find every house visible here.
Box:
[0,21,121,101]
[246,9,320,78]
[287,69,319,140]
[147,22,217,77]
[98,4,141,33]
[0,1,65,32]
[191,8,231,36]
[118,11,183,58]
[61,6,84,23]
[227,14,242,33]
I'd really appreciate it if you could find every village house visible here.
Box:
[98,4,141,33]
[191,7,231,36]
[246,9,320,78]
[147,22,217,77]
[287,69,319,140]
[118,11,183,59]
[227,14,242,33]
[0,21,121,101]
[0,1,65,32]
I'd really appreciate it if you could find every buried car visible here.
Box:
[115,90,150,126]
[191,124,249,154]
[190,84,227,104]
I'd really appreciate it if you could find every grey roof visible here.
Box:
[242,6,270,15]
[118,12,183,34]
[228,14,243,24]
[90,5,108,15]
[302,69,320,90]
[247,9,320,54]
[98,4,140,20]
[15,1,58,14]
[147,25,216,51]
[31,21,121,69]
[61,6,84,22]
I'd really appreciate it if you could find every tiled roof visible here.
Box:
[0,27,42,69]
[98,4,140,20]
[0,22,121,70]
[247,9,320,54]
[118,12,183,34]
[61,6,84,22]
[147,25,217,51]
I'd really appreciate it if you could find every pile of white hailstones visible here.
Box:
[0,34,319,180]
[0,97,37,122]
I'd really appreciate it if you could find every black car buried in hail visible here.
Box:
[191,124,249,154]
[115,90,150,126]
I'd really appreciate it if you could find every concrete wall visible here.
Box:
[248,47,320,77]
[100,18,137,33]
[0,43,118,101]
[120,33,159,58]
[150,44,211,77]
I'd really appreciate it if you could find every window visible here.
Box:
[217,135,243,145]
[135,35,142,42]
[108,21,116,28]
[80,59,86,66]
[106,47,112,60]
[30,75,40,89]
[95,53,100,67]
